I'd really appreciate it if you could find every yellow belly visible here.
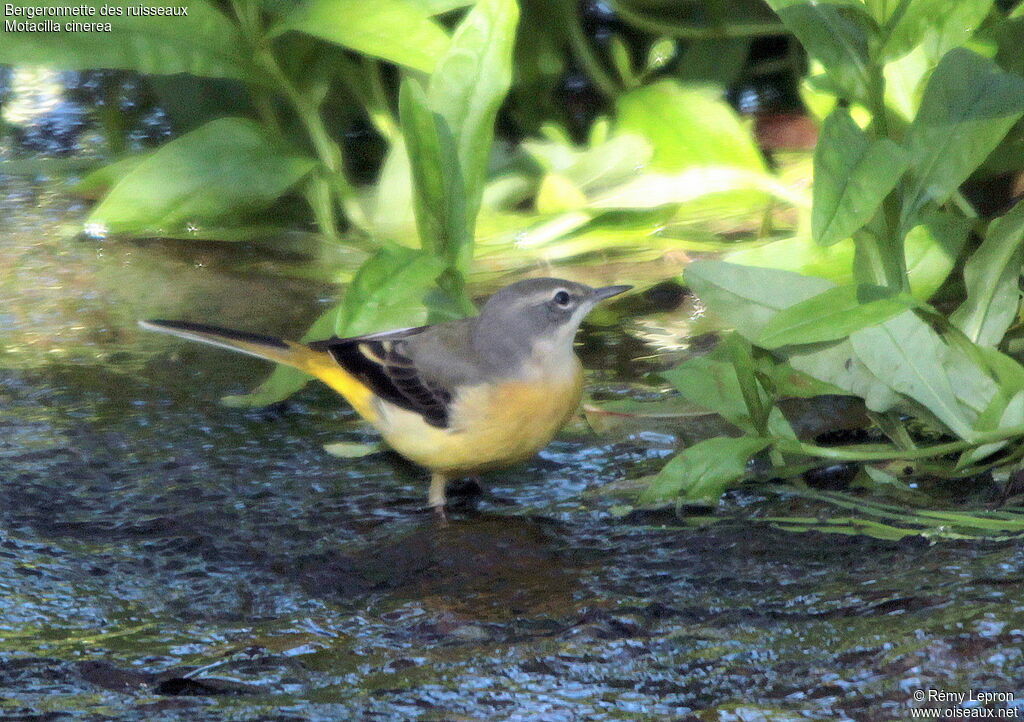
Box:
[375,368,584,476]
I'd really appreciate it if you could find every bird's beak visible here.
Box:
[592,284,632,301]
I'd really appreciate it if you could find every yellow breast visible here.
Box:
[374,362,584,475]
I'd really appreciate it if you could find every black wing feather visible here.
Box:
[309,333,452,428]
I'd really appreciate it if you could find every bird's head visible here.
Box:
[475,278,631,366]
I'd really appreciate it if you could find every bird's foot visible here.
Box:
[432,503,449,527]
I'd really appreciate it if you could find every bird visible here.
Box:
[140,277,631,517]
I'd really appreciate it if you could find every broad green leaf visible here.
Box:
[724,234,858,285]
[951,200,1024,347]
[724,211,967,299]
[278,0,451,73]
[0,0,251,79]
[902,49,1024,223]
[399,79,468,266]
[763,0,872,100]
[922,0,993,63]
[662,356,754,430]
[660,337,797,440]
[535,174,588,213]
[684,261,835,339]
[616,81,766,172]
[977,346,1024,395]
[73,153,151,199]
[609,36,635,85]
[639,436,771,504]
[522,131,652,196]
[87,118,315,234]
[786,339,901,412]
[370,140,418,244]
[338,245,451,335]
[414,0,475,13]
[425,0,518,270]
[863,0,900,23]
[755,357,846,398]
[959,390,1024,467]
[903,210,971,298]
[879,0,945,59]
[588,167,805,211]
[685,262,901,410]
[884,46,930,120]
[758,284,919,348]
[224,246,450,407]
[812,109,908,246]
[942,333,1002,416]
[850,311,976,438]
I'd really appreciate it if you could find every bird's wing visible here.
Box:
[309,326,462,429]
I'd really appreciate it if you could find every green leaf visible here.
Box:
[662,356,756,433]
[903,210,972,297]
[639,436,771,504]
[786,339,901,412]
[72,153,151,199]
[812,109,909,246]
[587,166,804,211]
[977,346,1024,395]
[661,340,796,440]
[921,0,993,63]
[224,246,451,407]
[723,210,968,299]
[413,0,475,13]
[278,0,451,73]
[522,131,652,195]
[338,245,451,335]
[683,261,901,411]
[369,140,417,243]
[426,0,518,263]
[758,284,919,349]
[0,0,252,80]
[878,0,941,58]
[684,261,835,339]
[941,334,1001,416]
[850,311,976,438]
[951,200,1024,347]
[609,36,635,86]
[902,49,1024,222]
[763,0,872,100]
[645,37,677,73]
[399,79,467,265]
[959,390,1024,468]
[87,118,316,234]
[616,80,767,172]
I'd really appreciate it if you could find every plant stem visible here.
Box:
[259,51,353,240]
[228,0,346,239]
[859,53,910,291]
[363,58,398,142]
[780,422,1024,462]
[305,173,341,241]
[562,0,620,100]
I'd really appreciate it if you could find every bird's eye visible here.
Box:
[553,290,571,306]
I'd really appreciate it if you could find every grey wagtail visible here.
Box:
[140,278,630,513]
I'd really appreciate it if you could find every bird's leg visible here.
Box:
[429,472,449,525]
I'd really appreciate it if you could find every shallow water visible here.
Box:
[2,211,1024,722]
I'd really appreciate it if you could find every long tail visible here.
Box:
[138,320,378,419]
